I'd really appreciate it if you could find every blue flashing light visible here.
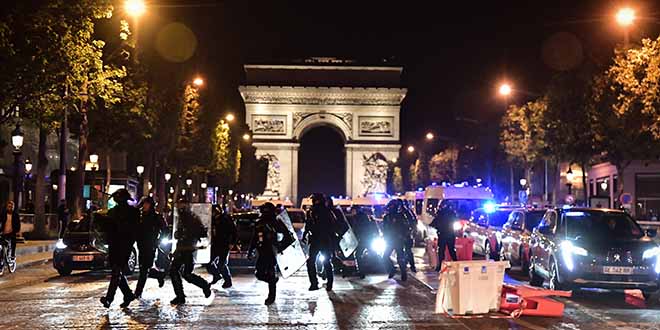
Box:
[484,201,497,214]
[431,182,437,186]
[476,178,482,183]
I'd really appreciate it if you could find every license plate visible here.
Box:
[72,255,93,262]
[342,260,356,267]
[603,266,633,275]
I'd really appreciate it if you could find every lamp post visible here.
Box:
[136,165,144,198]
[89,154,99,204]
[566,167,575,196]
[615,7,635,46]
[24,159,32,205]
[11,123,24,208]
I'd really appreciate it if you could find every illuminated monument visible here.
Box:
[240,58,406,202]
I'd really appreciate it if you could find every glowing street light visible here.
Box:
[186,178,193,187]
[498,83,512,96]
[242,133,251,141]
[124,0,146,18]
[407,145,415,153]
[519,178,527,187]
[616,7,635,27]
[193,77,204,87]
[425,132,434,141]
[24,159,32,173]
[201,182,207,189]
[225,113,235,122]
[164,172,172,182]
[89,154,99,164]
[136,165,145,176]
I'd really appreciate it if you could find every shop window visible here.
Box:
[635,174,660,220]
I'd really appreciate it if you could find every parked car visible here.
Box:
[464,205,517,260]
[498,208,546,273]
[528,208,660,299]
[53,211,137,276]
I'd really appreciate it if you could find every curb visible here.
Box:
[16,256,53,270]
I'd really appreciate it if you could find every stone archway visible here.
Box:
[297,125,346,201]
[240,63,406,202]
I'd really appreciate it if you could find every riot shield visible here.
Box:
[334,209,358,258]
[172,203,213,264]
[275,210,307,278]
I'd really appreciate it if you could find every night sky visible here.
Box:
[135,0,660,196]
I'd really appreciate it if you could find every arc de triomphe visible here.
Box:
[240,61,406,203]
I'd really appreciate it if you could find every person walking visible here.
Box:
[208,204,237,288]
[430,203,458,272]
[304,193,338,291]
[248,202,293,305]
[134,197,168,298]
[401,201,418,273]
[169,199,212,305]
[100,189,139,308]
[382,199,410,281]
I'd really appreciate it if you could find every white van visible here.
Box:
[420,185,495,225]
[403,190,425,217]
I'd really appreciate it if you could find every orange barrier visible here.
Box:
[427,237,475,270]
[499,284,572,317]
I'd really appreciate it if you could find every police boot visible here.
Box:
[222,278,233,289]
[265,282,276,305]
[170,296,186,305]
[100,297,112,308]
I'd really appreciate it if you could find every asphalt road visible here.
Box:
[0,261,658,329]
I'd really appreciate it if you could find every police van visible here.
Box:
[420,184,495,225]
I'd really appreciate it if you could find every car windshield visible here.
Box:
[488,210,511,227]
[427,198,491,219]
[563,211,644,240]
[525,211,545,230]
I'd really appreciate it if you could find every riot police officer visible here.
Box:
[350,206,379,279]
[401,201,418,273]
[248,202,293,305]
[208,204,237,288]
[100,189,139,308]
[382,199,410,281]
[169,199,212,305]
[430,203,458,272]
[134,197,168,298]
[304,193,338,291]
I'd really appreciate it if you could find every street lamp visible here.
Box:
[566,167,574,196]
[186,178,193,187]
[201,182,207,189]
[136,165,145,176]
[498,83,512,96]
[164,172,172,182]
[24,159,32,173]
[11,122,24,208]
[242,133,251,141]
[89,153,99,165]
[615,7,635,27]
[425,132,434,141]
[407,145,415,153]
[124,0,146,17]
[193,77,204,87]
[225,113,235,122]
[136,165,145,198]
[519,178,527,187]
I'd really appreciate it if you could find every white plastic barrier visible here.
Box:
[435,260,509,315]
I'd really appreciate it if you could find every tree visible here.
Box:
[606,36,660,139]
[392,166,404,194]
[544,66,599,201]
[408,152,429,189]
[590,46,660,202]
[1,1,125,223]
[429,146,460,183]
[500,98,547,193]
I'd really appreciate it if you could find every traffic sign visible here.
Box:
[619,193,633,205]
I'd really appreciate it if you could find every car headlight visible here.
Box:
[55,239,67,250]
[560,241,588,271]
[318,253,326,263]
[642,247,660,274]
[642,247,660,260]
[453,221,462,231]
[371,237,387,256]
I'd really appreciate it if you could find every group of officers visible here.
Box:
[100,188,456,308]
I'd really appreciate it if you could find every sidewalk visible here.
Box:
[14,240,55,269]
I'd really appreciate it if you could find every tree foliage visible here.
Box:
[429,146,459,183]
[500,98,547,171]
